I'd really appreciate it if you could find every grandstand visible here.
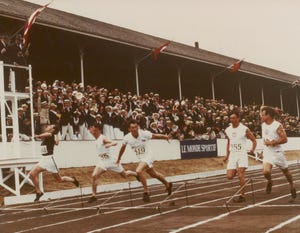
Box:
[0,1,300,232]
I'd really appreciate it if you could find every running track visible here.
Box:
[1,163,300,233]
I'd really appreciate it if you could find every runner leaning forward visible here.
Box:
[87,123,139,203]
[260,106,297,201]
[117,120,173,202]
[29,124,79,202]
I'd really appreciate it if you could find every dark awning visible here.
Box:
[0,0,298,83]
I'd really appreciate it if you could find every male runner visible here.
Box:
[117,120,173,202]
[87,124,139,203]
[29,124,79,202]
[224,111,257,202]
[260,106,296,200]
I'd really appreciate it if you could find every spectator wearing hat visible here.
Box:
[0,34,10,91]
[112,106,124,139]
[71,110,84,140]
[18,107,26,134]
[49,103,59,125]
[78,103,90,140]
[39,101,50,131]
[86,108,97,128]
[60,99,74,140]
[33,112,41,135]
[102,105,115,139]
[7,34,28,92]
[149,122,159,134]
[119,109,129,135]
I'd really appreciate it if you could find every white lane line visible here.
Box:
[0,175,246,225]
[11,169,300,232]
[170,191,299,233]
[5,176,245,227]
[86,180,299,233]
[1,164,287,217]
[2,165,288,218]
[265,214,300,233]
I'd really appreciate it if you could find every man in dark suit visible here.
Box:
[0,34,10,91]
[7,34,28,92]
[49,103,59,125]
[60,99,74,140]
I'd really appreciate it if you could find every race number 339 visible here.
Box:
[134,146,146,156]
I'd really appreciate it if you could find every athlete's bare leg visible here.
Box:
[281,168,294,189]
[136,162,149,193]
[146,168,169,188]
[119,170,138,178]
[237,167,247,196]
[263,163,273,194]
[263,163,273,181]
[52,173,76,183]
[226,169,237,180]
[29,166,45,194]
[91,167,106,196]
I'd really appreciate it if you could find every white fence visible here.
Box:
[0,138,299,169]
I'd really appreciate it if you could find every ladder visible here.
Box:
[0,61,43,196]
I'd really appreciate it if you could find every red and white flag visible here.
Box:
[23,1,52,46]
[227,59,244,73]
[291,79,300,88]
[152,41,171,60]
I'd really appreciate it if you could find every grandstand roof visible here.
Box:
[0,0,299,83]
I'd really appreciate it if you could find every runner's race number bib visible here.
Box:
[230,143,243,152]
[134,145,146,157]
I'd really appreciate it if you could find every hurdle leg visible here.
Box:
[250,178,255,204]
[128,182,133,207]
[184,182,189,205]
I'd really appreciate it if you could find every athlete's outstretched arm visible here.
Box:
[265,125,287,147]
[152,134,169,141]
[246,128,257,153]
[103,138,117,148]
[35,132,52,139]
[117,144,127,164]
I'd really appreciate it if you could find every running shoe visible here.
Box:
[34,192,44,202]
[291,187,297,199]
[233,195,246,203]
[143,192,150,202]
[88,196,97,203]
[266,180,273,194]
[72,176,79,187]
[166,182,173,196]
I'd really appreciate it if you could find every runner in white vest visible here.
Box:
[260,106,296,201]
[224,111,257,202]
[117,120,173,202]
[87,123,139,203]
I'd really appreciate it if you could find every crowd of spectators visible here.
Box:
[12,80,300,141]
[1,34,299,141]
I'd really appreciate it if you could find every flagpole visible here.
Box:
[238,80,243,107]
[134,51,152,96]
[261,85,265,105]
[211,76,215,100]
[80,49,85,87]
[134,62,140,96]
[177,67,182,100]
[280,89,284,111]
[296,89,299,118]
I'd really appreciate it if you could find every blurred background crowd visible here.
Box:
[12,80,300,141]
